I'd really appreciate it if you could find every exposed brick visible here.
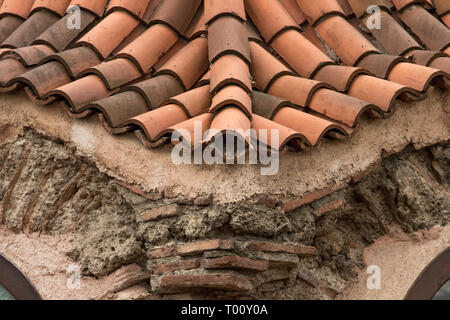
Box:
[246,241,318,257]
[177,239,234,256]
[147,246,175,259]
[193,195,214,206]
[283,183,347,212]
[152,259,200,274]
[161,274,253,292]
[141,204,180,222]
[352,161,381,183]
[115,180,163,201]
[253,195,277,209]
[314,199,344,218]
[202,256,269,272]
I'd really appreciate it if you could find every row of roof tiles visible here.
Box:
[0,0,448,156]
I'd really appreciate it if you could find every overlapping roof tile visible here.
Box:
[0,0,448,158]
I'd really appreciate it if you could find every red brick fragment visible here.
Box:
[152,259,200,274]
[177,239,234,256]
[161,274,253,291]
[352,161,381,183]
[314,199,344,218]
[141,204,180,222]
[283,183,347,212]
[147,246,175,259]
[202,256,269,272]
[246,241,318,257]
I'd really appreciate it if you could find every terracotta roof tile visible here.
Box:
[279,0,307,25]
[314,15,380,66]
[313,65,369,92]
[0,0,448,158]
[346,0,392,18]
[309,88,383,127]
[156,37,209,90]
[397,4,450,52]
[0,15,24,44]
[210,85,252,118]
[68,0,108,17]
[267,75,331,108]
[75,10,140,59]
[295,0,346,25]
[210,54,252,94]
[270,29,334,78]
[49,74,112,113]
[249,41,294,92]
[116,23,179,73]
[387,62,448,92]
[149,0,202,34]
[41,47,101,78]
[391,0,432,11]
[271,105,349,146]
[204,0,246,24]
[31,0,71,17]
[251,114,307,151]
[245,0,301,43]
[128,104,189,142]
[163,85,211,118]
[106,0,152,20]
[80,58,142,90]
[361,10,421,56]
[1,10,60,49]
[90,91,149,131]
[33,9,96,52]
[441,12,450,28]
[433,0,450,15]
[126,74,184,109]
[0,0,35,19]
[357,53,407,78]
[208,15,251,65]
[170,113,214,149]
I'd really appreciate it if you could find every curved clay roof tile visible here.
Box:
[156,37,209,90]
[41,47,101,78]
[245,0,301,43]
[272,106,348,146]
[362,10,421,56]
[75,10,140,59]
[251,114,307,151]
[295,0,346,25]
[313,65,370,92]
[348,74,418,112]
[279,0,307,25]
[69,0,108,17]
[208,15,251,65]
[86,91,149,129]
[0,45,55,67]
[204,0,246,24]
[251,91,297,120]
[357,54,407,79]
[0,16,24,44]
[169,113,214,148]
[116,23,178,74]
[126,74,184,109]
[314,15,380,66]
[308,88,383,127]
[270,29,334,78]
[391,0,433,11]
[210,85,252,118]
[106,0,152,20]
[162,85,211,118]
[398,5,450,52]
[149,0,202,35]
[0,0,35,19]
[205,106,251,146]
[346,0,392,18]
[267,75,331,108]
[31,0,71,17]
[387,62,449,92]
[249,42,294,92]
[80,58,142,90]
[127,104,189,142]
[433,0,450,15]
[33,10,96,52]
[210,54,252,95]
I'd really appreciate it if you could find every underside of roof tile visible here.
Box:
[0,0,448,160]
